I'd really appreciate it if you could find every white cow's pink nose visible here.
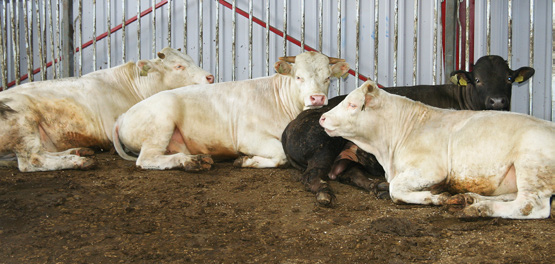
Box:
[310,95,326,106]
[206,75,215,84]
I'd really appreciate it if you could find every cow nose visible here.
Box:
[487,97,508,110]
[206,75,215,84]
[310,95,326,106]
[319,115,326,126]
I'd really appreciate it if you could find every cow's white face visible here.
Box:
[275,52,350,110]
[320,81,380,138]
[135,47,214,97]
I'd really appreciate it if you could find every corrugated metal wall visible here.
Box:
[0,0,553,120]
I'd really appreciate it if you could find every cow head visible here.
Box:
[136,47,214,98]
[274,52,350,110]
[450,55,535,111]
[320,80,381,140]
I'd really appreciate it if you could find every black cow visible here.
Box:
[282,55,535,205]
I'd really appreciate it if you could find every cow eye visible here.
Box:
[348,103,357,110]
[474,78,480,83]
[175,65,185,70]
[508,76,513,82]
[296,76,304,81]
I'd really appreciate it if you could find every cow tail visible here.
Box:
[112,115,138,161]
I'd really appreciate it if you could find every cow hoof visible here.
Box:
[446,194,475,206]
[71,148,95,156]
[316,192,333,206]
[459,204,492,218]
[376,181,389,191]
[233,156,251,167]
[183,155,213,172]
[79,158,97,170]
[376,191,390,200]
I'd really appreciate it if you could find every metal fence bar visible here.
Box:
[507,0,512,68]
[248,0,252,78]
[93,0,96,70]
[355,0,359,86]
[412,0,417,85]
[55,0,61,77]
[528,0,534,115]
[122,0,126,62]
[23,0,33,82]
[232,0,236,81]
[486,0,491,55]
[47,0,56,79]
[432,0,438,84]
[10,0,20,85]
[215,2,219,81]
[0,1,7,89]
[78,0,82,76]
[199,0,203,68]
[373,0,378,83]
[183,0,186,51]
[393,0,398,86]
[282,0,287,56]
[137,0,140,59]
[36,0,46,80]
[337,0,341,93]
[107,0,111,68]
[318,0,322,51]
[166,0,170,48]
[152,0,155,58]
[265,0,269,76]
[300,0,305,52]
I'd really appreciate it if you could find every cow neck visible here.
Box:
[377,95,432,181]
[456,84,479,110]
[273,74,304,120]
[112,62,155,104]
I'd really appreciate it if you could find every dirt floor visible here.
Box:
[0,152,553,263]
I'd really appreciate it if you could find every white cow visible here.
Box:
[0,47,214,172]
[320,81,554,219]
[113,51,350,171]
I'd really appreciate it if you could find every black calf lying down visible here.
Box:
[282,55,534,205]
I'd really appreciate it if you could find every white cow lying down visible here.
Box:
[0,47,214,172]
[320,81,554,219]
[113,51,350,171]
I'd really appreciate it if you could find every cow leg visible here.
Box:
[234,139,287,168]
[136,144,213,171]
[388,169,451,205]
[16,151,96,172]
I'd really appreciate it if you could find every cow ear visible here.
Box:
[450,70,471,86]
[513,67,535,83]
[274,61,292,75]
[137,60,155,76]
[361,81,379,109]
[330,62,351,79]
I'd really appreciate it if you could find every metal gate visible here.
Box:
[0,0,553,120]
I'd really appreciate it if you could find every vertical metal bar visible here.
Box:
[507,0,512,68]
[465,0,470,70]
[337,0,341,94]
[412,0,418,85]
[137,0,140,59]
[11,0,21,85]
[152,0,155,58]
[248,0,252,78]
[78,0,82,76]
[528,0,534,115]
[107,0,111,68]
[282,0,287,56]
[265,0,270,76]
[61,0,74,77]
[199,0,203,68]
[0,1,7,89]
[47,0,56,79]
[232,0,236,81]
[183,0,187,50]
[373,0,378,83]
[301,0,305,52]
[167,0,171,47]
[393,0,398,86]
[215,2,219,81]
[23,0,33,82]
[41,0,47,79]
[432,0,438,84]
[486,0,491,55]
[355,0,359,86]
[36,0,46,80]
[122,0,126,62]
[444,0,457,83]
[93,0,96,70]
[55,0,61,78]
[318,0,323,51]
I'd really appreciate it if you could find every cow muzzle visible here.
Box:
[304,94,328,109]
[486,96,509,110]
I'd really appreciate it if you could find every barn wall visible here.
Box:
[0,0,553,120]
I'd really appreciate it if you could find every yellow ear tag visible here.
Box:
[449,75,458,85]
[458,78,467,86]
[515,75,524,83]
[140,70,148,76]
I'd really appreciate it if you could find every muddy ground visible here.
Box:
[0,152,553,263]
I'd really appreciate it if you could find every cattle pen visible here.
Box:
[0,0,553,120]
[0,1,554,263]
